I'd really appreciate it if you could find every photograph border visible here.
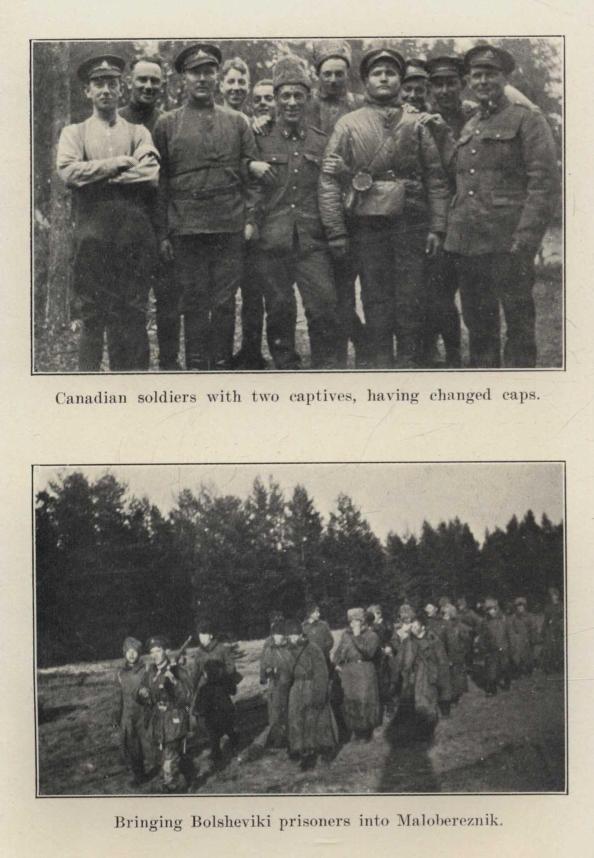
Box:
[29,34,566,376]
[32,459,569,798]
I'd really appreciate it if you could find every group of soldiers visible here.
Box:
[113,587,563,792]
[57,38,558,372]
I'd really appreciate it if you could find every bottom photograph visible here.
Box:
[33,462,566,796]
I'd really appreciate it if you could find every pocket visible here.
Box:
[267,153,289,165]
[491,190,525,207]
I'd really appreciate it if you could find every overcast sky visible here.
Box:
[35,463,563,543]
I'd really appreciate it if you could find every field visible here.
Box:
[34,229,562,372]
[37,632,565,796]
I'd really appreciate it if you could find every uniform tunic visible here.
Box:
[112,659,152,778]
[253,120,338,369]
[333,628,381,732]
[57,114,159,371]
[287,639,337,756]
[302,619,334,662]
[508,611,539,674]
[393,630,451,725]
[445,95,557,368]
[260,639,295,746]
[439,619,470,700]
[477,611,512,692]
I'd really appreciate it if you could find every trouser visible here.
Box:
[120,716,152,780]
[332,252,369,368]
[161,739,185,790]
[351,218,426,368]
[255,241,338,369]
[73,238,151,371]
[422,250,461,367]
[454,251,537,368]
[154,263,181,370]
[484,651,512,694]
[173,232,244,370]
[236,246,266,367]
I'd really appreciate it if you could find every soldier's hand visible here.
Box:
[510,238,534,258]
[322,153,347,176]
[328,237,349,260]
[425,232,442,258]
[252,115,272,136]
[164,669,177,684]
[113,155,138,173]
[138,687,150,700]
[160,239,175,263]
[244,223,259,242]
[249,160,275,185]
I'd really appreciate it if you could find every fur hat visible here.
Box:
[312,39,352,73]
[122,636,142,655]
[284,618,303,636]
[347,607,366,623]
[272,56,311,92]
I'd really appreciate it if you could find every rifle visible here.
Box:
[169,634,193,669]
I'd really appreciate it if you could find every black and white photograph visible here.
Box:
[32,36,563,374]
[34,462,566,796]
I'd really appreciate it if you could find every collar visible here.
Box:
[128,100,158,118]
[279,120,306,140]
[478,93,509,119]
[317,89,349,103]
[90,112,121,128]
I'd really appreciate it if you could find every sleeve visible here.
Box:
[318,121,351,240]
[418,122,451,234]
[260,643,272,683]
[136,669,153,706]
[322,622,334,656]
[239,115,259,175]
[110,124,160,187]
[57,124,120,188]
[514,111,558,250]
[172,666,192,707]
[353,630,380,660]
[112,671,123,725]
[433,637,452,701]
[152,115,171,241]
[309,645,330,708]
[332,631,347,666]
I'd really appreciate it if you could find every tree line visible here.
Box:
[35,472,564,666]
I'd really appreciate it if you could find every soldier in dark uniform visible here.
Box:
[119,55,181,370]
[57,54,160,371]
[310,40,368,368]
[319,46,450,368]
[111,636,153,786]
[153,43,265,370]
[399,59,431,111]
[444,44,558,368]
[252,57,339,369]
[137,636,192,792]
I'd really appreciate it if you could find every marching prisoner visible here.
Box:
[259,619,294,747]
[333,608,381,740]
[57,54,160,371]
[112,636,153,786]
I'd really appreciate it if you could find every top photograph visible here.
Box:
[31,36,564,374]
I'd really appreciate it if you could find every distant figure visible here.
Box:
[477,597,512,695]
[508,597,539,676]
[439,604,470,706]
[333,608,381,740]
[541,587,564,673]
[112,636,152,786]
[302,602,334,664]
[285,619,338,770]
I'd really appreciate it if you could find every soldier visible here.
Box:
[477,596,512,695]
[400,59,431,111]
[57,54,160,371]
[219,57,250,113]
[508,596,539,676]
[111,636,153,786]
[153,43,266,370]
[439,604,470,707]
[444,44,558,367]
[259,619,294,747]
[252,57,339,369]
[319,46,450,368]
[302,602,334,664]
[333,608,381,740]
[118,55,181,371]
[137,636,192,792]
[251,78,276,128]
[542,587,564,673]
[309,39,368,368]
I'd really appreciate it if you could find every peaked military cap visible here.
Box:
[464,44,515,74]
[312,39,352,72]
[146,635,170,651]
[427,55,464,79]
[272,56,311,92]
[174,42,222,73]
[360,46,406,80]
[284,618,303,636]
[402,58,429,82]
[195,617,216,635]
[77,54,126,83]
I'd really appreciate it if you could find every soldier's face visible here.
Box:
[430,73,463,111]
[400,79,428,110]
[125,648,139,664]
[85,76,122,112]
[252,83,275,118]
[130,60,163,106]
[516,603,526,614]
[198,633,213,647]
[468,66,506,103]
[221,67,250,109]
[276,84,309,125]
[184,63,218,104]
[411,620,425,638]
[150,646,166,664]
[365,61,402,102]
[272,634,285,645]
[318,57,349,98]
[309,607,320,622]
[288,633,301,645]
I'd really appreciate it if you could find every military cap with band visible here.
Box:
[77,54,126,83]
[426,55,464,79]
[174,42,222,73]
[312,39,352,72]
[402,58,429,82]
[360,46,406,80]
[464,44,515,75]
[146,635,170,651]
[272,56,311,92]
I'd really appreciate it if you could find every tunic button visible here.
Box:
[294,168,299,173]
[294,151,299,156]
[475,129,480,135]
[292,186,298,190]
[471,149,477,155]
[468,190,475,196]
[290,204,296,208]
[470,168,475,174]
